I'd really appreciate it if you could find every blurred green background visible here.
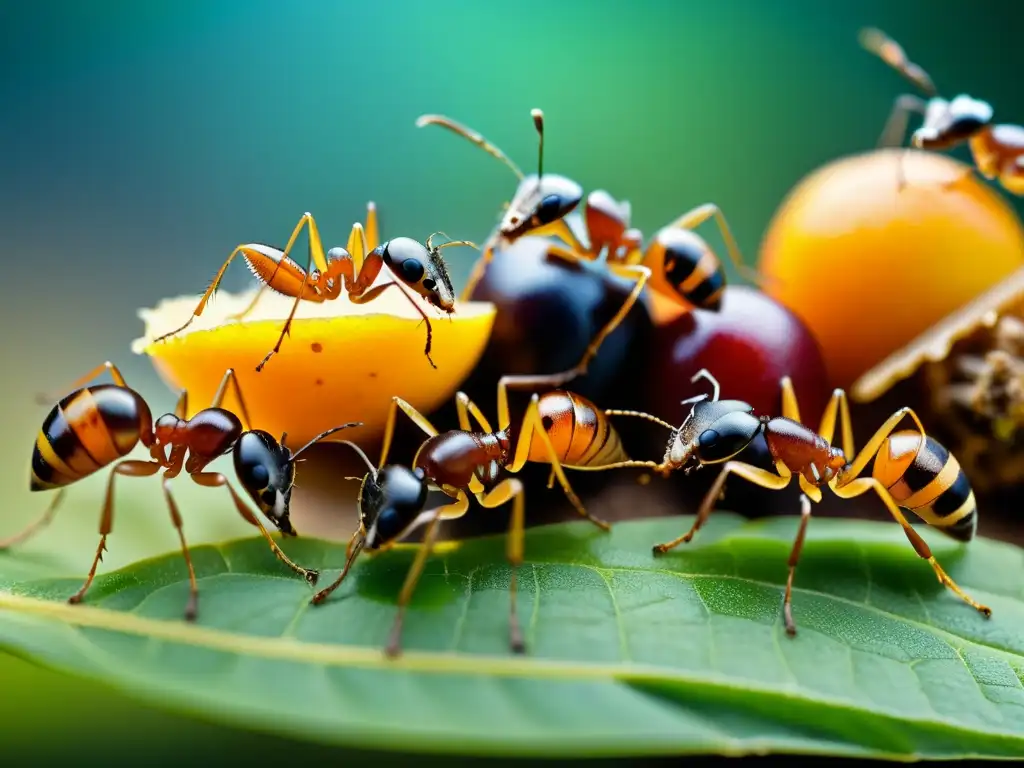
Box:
[2,0,1022,762]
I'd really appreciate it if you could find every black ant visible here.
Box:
[309,368,668,657]
[647,368,991,636]
[6,362,361,620]
[151,202,477,371]
[861,27,1024,194]
[418,109,760,373]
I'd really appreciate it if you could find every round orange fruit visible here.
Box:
[758,149,1024,389]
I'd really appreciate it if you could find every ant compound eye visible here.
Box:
[695,411,760,463]
[247,463,270,490]
[400,258,425,284]
[374,507,407,544]
[537,194,564,224]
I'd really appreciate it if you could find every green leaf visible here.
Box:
[1,510,1024,761]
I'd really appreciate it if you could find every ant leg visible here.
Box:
[779,375,803,425]
[0,488,68,549]
[68,460,162,606]
[190,472,319,585]
[653,460,791,553]
[364,202,380,252]
[877,94,929,150]
[35,361,130,406]
[225,284,270,323]
[455,392,494,433]
[385,491,470,658]
[815,387,856,460]
[569,262,650,378]
[783,494,813,636]
[509,394,611,531]
[460,242,495,302]
[160,477,200,621]
[158,207,333,347]
[172,389,188,420]
[477,478,528,653]
[833,477,991,617]
[834,407,928,488]
[351,280,437,369]
[665,203,761,286]
[876,95,928,192]
[378,396,441,469]
[151,247,252,344]
[310,525,368,606]
[208,368,254,430]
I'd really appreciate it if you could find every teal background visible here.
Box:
[2,1,1023,762]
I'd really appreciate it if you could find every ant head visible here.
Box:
[665,401,759,473]
[663,368,756,473]
[358,465,430,551]
[500,173,584,242]
[234,430,298,535]
[414,108,582,244]
[379,237,458,313]
[913,95,994,151]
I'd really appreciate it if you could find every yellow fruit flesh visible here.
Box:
[132,287,496,446]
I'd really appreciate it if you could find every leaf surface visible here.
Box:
[2,510,1024,760]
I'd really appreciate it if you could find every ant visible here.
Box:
[417,109,760,361]
[647,368,991,636]
[860,27,1024,194]
[5,361,361,620]
[309,367,669,657]
[151,202,478,371]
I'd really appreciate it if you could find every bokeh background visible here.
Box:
[2,0,1023,764]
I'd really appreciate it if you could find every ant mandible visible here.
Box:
[648,368,991,636]
[5,361,361,620]
[151,202,478,371]
[309,367,668,657]
[417,109,761,368]
[860,27,1024,194]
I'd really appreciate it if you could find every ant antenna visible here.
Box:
[858,27,937,97]
[426,231,481,252]
[331,439,380,479]
[291,422,364,460]
[531,108,545,180]
[686,369,721,403]
[416,113,524,180]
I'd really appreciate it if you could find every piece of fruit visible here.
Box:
[759,148,1024,389]
[645,285,830,426]
[132,287,496,447]
[461,235,654,408]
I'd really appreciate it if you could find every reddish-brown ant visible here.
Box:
[309,368,668,657]
[647,368,991,636]
[6,362,361,620]
[417,109,760,362]
[861,27,1024,194]
[151,202,477,371]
